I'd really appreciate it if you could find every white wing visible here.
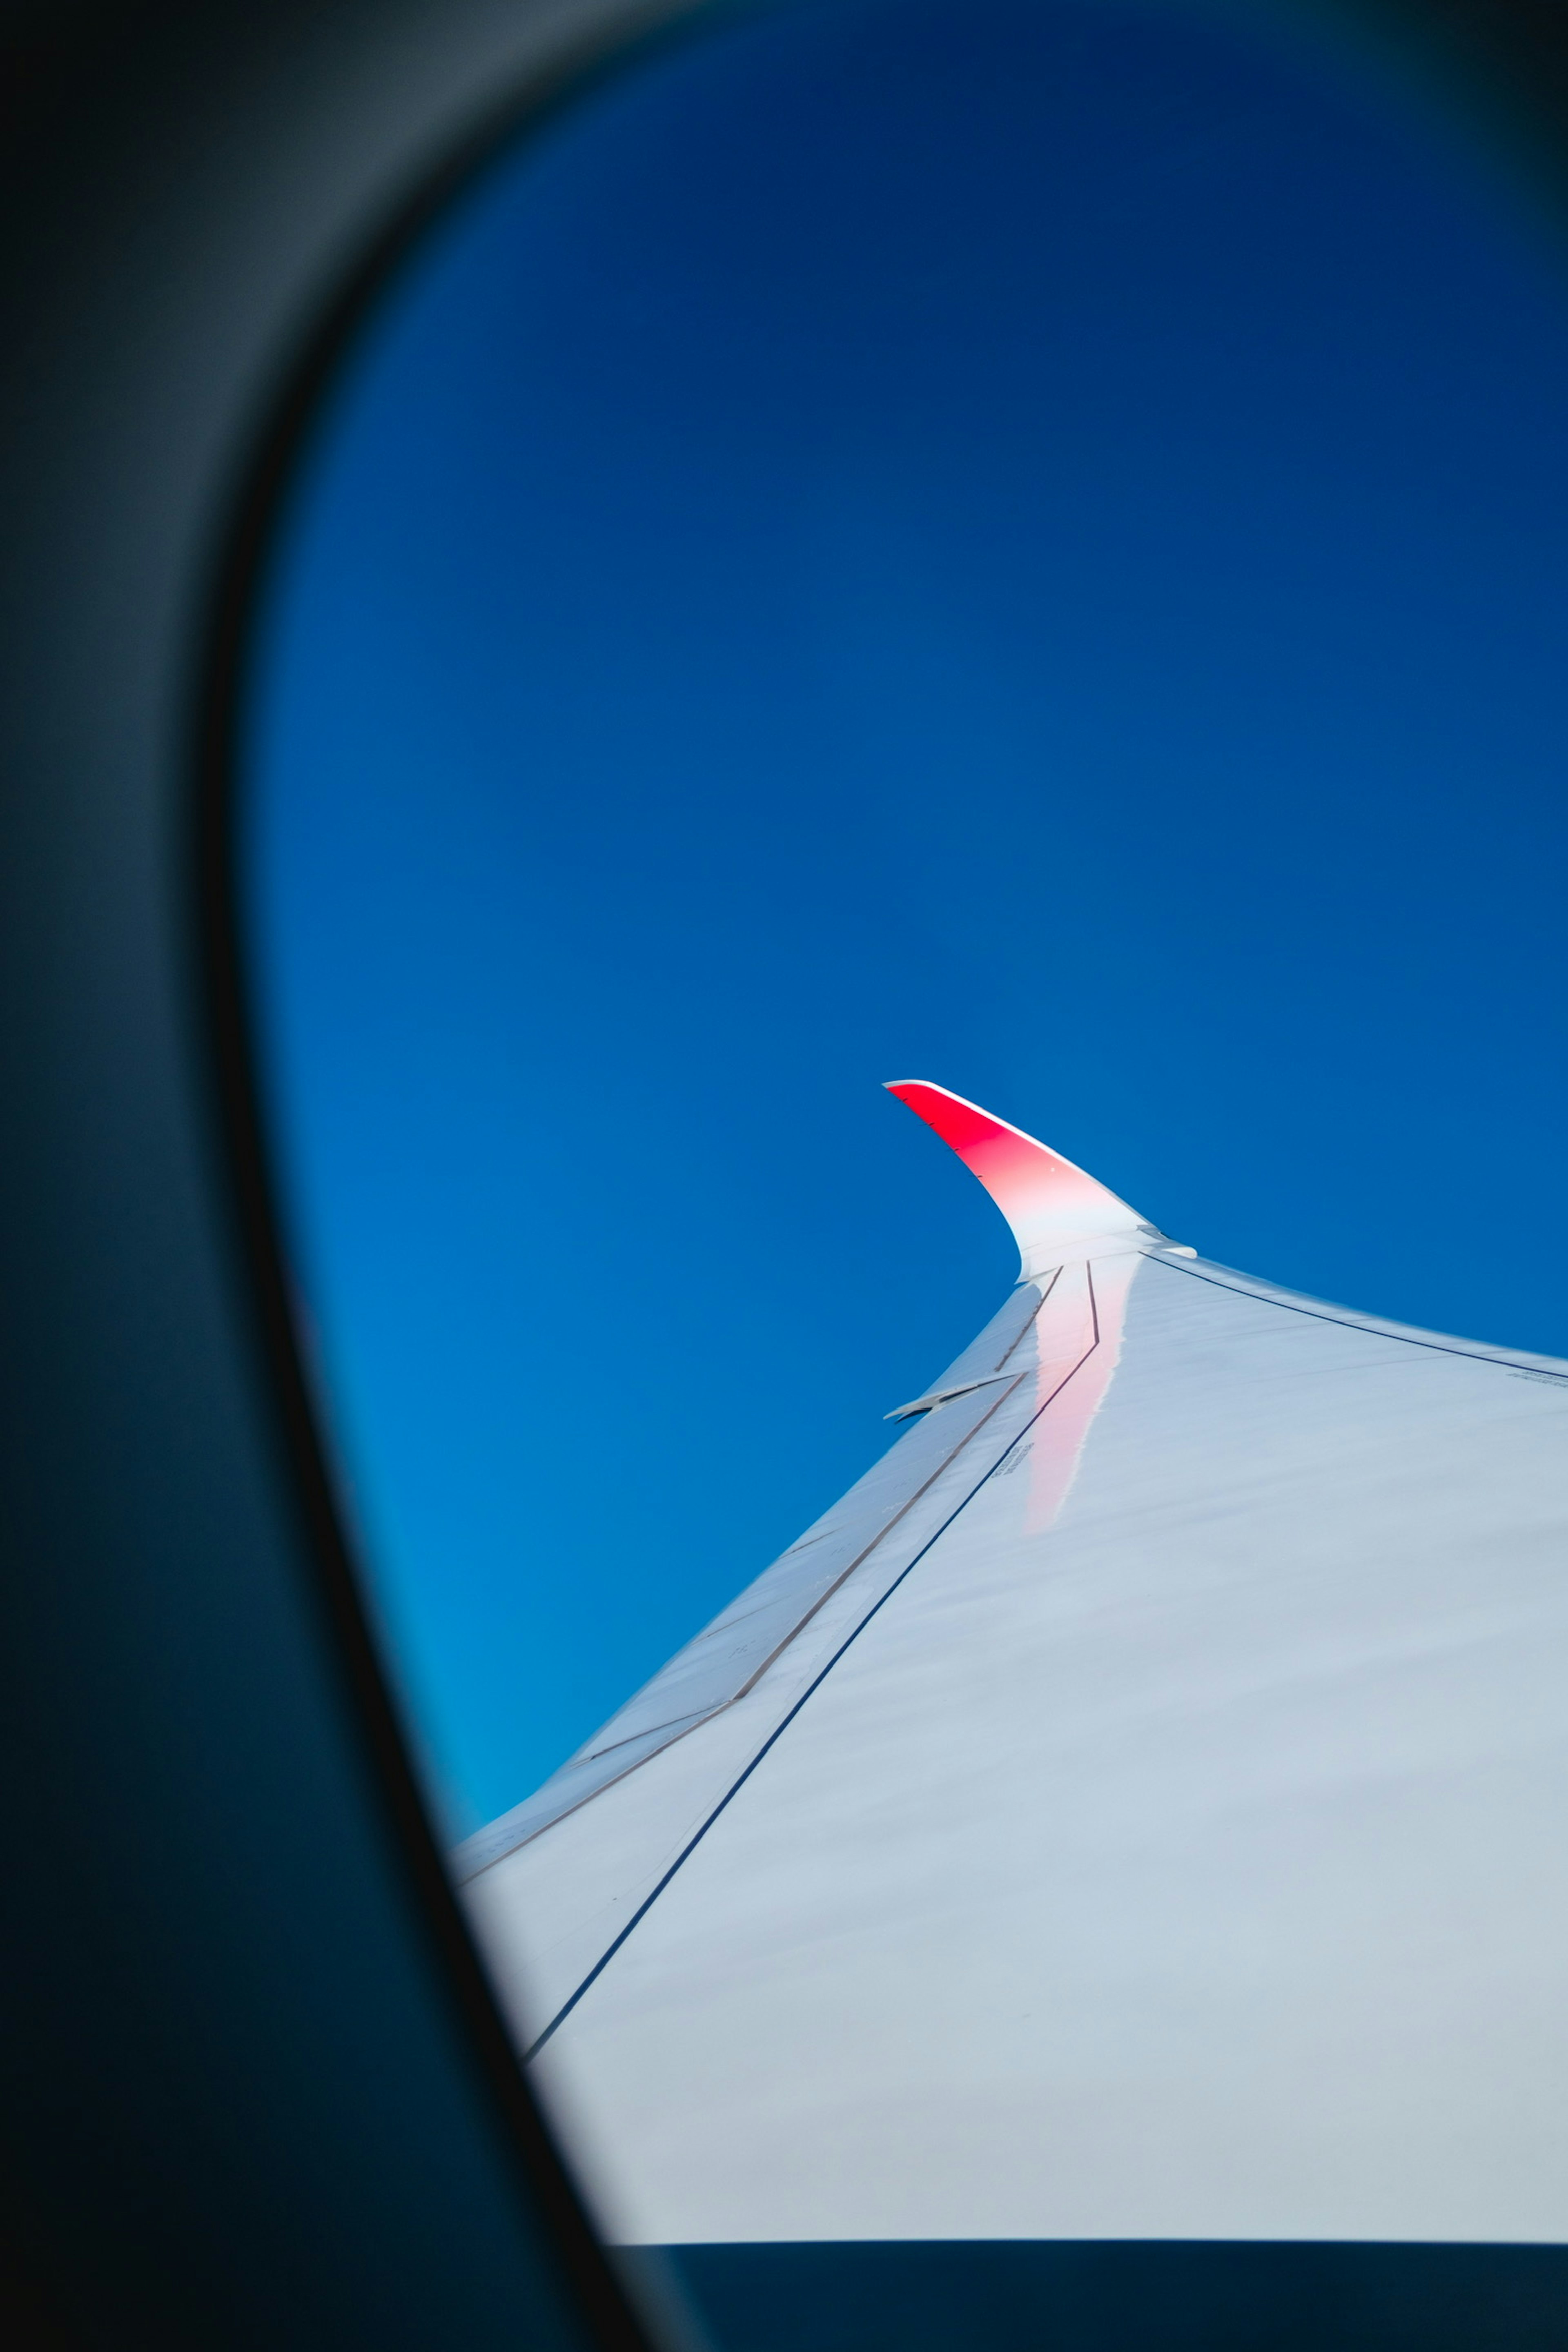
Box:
[459,1085,1568,2249]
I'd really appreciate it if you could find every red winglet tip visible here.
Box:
[884,1080,1144,1273]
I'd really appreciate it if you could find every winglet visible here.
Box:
[885,1080,1150,1278]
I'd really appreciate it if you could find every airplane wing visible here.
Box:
[458,1085,1568,2250]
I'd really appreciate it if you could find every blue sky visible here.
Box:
[245,0,1568,1835]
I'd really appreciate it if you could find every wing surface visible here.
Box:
[458,1087,1568,2251]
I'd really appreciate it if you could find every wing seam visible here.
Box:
[1146,1253,1567,1374]
[522,1269,1105,2063]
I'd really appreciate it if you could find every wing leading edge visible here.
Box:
[455,1086,1167,1879]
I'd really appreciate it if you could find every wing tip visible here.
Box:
[880,1077,1149,1267]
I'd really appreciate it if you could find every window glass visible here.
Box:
[242,0,1568,2299]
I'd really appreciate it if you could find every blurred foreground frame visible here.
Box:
[2,0,1568,2346]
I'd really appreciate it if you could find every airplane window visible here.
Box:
[240,0,1568,2332]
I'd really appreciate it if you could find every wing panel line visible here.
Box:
[1146,1253,1568,1375]
[455,1374,1038,1878]
[522,1267,1106,2063]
